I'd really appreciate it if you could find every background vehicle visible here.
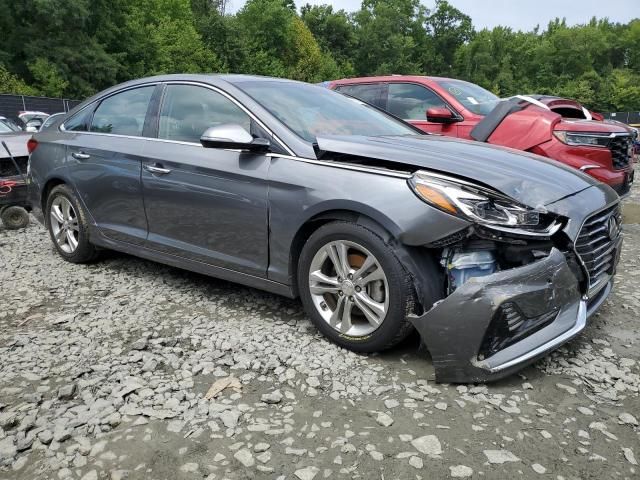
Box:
[0,116,24,133]
[18,111,50,132]
[29,75,620,382]
[0,140,30,229]
[328,76,635,195]
[39,112,66,130]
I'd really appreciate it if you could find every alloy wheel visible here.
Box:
[308,240,389,337]
[50,196,80,253]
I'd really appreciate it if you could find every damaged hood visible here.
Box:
[316,134,600,207]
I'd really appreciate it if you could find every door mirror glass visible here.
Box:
[426,107,456,123]
[200,124,270,152]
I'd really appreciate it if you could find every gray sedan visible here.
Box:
[28,75,622,382]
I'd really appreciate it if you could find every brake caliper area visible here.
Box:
[409,248,582,383]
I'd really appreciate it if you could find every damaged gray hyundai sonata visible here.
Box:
[28,75,622,383]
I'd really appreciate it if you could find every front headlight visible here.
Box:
[409,171,562,236]
[553,131,610,147]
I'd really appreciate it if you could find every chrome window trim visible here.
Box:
[60,80,295,156]
[60,82,160,134]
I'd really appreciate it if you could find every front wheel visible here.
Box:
[297,221,416,353]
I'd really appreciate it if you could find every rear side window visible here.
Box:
[90,86,155,136]
[387,83,447,120]
[335,84,385,108]
[62,109,92,132]
[158,84,251,143]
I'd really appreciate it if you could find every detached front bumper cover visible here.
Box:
[409,248,610,383]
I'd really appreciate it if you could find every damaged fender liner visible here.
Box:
[409,248,607,383]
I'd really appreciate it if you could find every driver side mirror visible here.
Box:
[200,124,270,153]
[426,107,457,124]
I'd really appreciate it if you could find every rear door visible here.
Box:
[385,83,458,136]
[140,83,270,277]
[64,84,158,245]
[333,83,386,109]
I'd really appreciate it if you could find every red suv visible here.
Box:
[328,76,635,195]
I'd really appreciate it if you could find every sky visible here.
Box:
[226,0,639,32]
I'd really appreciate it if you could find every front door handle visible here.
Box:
[144,164,172,175]
[71,152,90,160]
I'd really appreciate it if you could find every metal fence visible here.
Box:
[602,111,640,126]
[0,94,82,122]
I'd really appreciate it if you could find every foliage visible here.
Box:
[0,0,637,111]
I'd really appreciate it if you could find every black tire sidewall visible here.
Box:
[298,221,413,353]
[1,206,29,229]
[46,185,96,263]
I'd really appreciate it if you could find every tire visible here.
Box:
[45,184,97,263]
[297,221,417,353]
[1,206,29,230]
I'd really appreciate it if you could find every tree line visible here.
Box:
[1,0,639,112]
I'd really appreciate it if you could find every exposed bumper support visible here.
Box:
[409,248,613,383]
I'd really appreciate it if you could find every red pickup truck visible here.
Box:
[328,76,635,195]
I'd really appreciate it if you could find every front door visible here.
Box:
[141,83,270,277]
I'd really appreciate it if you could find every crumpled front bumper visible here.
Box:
[409,248,612,383]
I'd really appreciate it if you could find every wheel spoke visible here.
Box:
[68,218,79,232]
[61,199,72,221]
[354,292,385,327]
[66,230,78,250]
[357,265,385,286]
[326,242,350,278]
[329,295,345,327]
[352,255,376,282]
[340,296,354,333]
[54,227,66,243]
[50,205,64,224]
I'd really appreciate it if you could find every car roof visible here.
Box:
[328,75,466,85]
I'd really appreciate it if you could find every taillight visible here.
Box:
[27,138,38,154]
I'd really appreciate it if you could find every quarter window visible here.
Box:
[158,85,251,143]
[90,86,155,136]
[387,83,448,120]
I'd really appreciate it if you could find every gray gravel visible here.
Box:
[1,190,639,479]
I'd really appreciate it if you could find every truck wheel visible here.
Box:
[1,206,29,230]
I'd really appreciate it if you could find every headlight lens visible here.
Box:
[553,131,610,147]
[409,171,562,235]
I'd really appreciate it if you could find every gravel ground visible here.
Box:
[1,188,639,479]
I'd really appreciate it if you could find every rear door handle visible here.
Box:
[144,164,172,175]
[71,152,90,160]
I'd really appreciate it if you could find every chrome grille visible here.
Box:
[575,205,622,290]
[609,135,632,170]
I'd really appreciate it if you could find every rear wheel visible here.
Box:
[46,184,97,263]
[1,206,29,230]
[298,221,416,353]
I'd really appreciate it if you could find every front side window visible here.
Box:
[237,81,417,143]
[435,80,499,116]
[90,86,154,136]
[387,83,448,120]
[158,85,251,143]
[335,84,385,108]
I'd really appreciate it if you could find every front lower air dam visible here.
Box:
[408,248,609,383]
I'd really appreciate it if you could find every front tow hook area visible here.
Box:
[409,248,588,383]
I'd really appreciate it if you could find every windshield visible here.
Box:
[237,81,418,143]
[0,118,23,133]
[435,80,499,116]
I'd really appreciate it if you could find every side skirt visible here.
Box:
[89,226,295,299]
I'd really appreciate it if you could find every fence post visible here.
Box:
[21,95,26,111]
